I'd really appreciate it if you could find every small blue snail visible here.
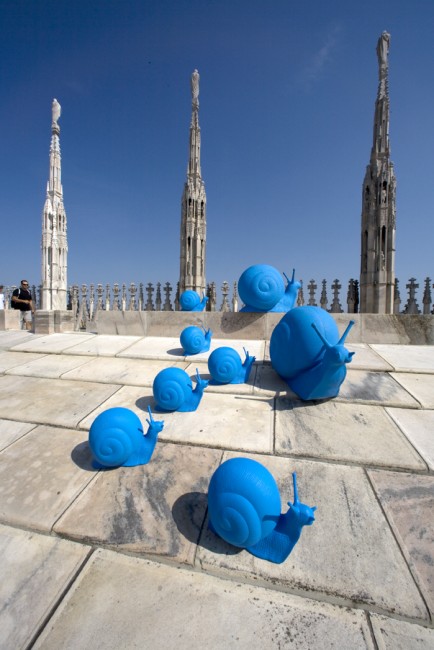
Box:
[208,346,256,384]
[153,366,208,411]
[270,306,355,400]
[180,325,212,355]
[180,290,208,311]
[88,406,164,468]
[208,457,316,564]
[238,265,301,312]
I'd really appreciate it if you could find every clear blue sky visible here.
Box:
[1,0,433,302]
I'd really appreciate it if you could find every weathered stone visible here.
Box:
[390,372,434,408]
[0,350,44,372]
[338,369,420,407]
[6,353,92,378]
[386,407,434,470]
[62,334,142,356]
[371,344,434,372]
[10,332,95,353]
[275,399,426,469]
[34,548,375,650]
[368,469,434,616]
[0,419,36,451]
[63,356,188,386]
[370,613,434,649]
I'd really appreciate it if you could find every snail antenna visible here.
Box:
[311,323,332,349]
[291,268,295,283]
[338,320,355,345]
[292,472,299,505]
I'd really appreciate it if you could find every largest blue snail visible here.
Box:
[270,306,355,400]
[238,265,301,312]
[208,457,316,564]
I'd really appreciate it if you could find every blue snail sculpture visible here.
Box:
[88,405,164,468]
[208,457,316,564]
[180,325,212,355]
[153,366,208,412]
[270,306,355,400]
[208,346,256,384]
[238,265,301,312]
[180,290,208,312]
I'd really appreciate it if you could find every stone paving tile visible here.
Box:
[0,523,91,650]
[6,353,94,379]
[62,356,188,386]
[79,386,274,453]
[62,334,142,357]
[386,407,434,470]
[0,425,98,531]
[0,350,45,372]
[390,372,434,408]
[117,336,183,360]
[371,344,434,373]
[0,375,121,427]
[0,418,37,451]
[368,470,434,617]
[34,548,375,650]
[10,332,96,353]
[348,344,394,371]
[337,369,421,407]
[275,399,426,469]
[369,613,434,649]
[197,453,428,619]
[0,330,41,349]
[254,363,291,396]
[54,443,221,564]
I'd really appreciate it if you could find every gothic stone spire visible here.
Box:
[360,32,396,313]
[179,70,207,295]
[41,99,68,310]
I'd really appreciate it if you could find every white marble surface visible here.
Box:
[62,356,188,386]
[371,344,434,372]
[6,353,93,378]
[34,548,375,650]
[369,613,434,650]
[0,350,45,372]
[0,418,36,451]
[386,407,434,470]
[338,369,421,407]
[390,372,434,408]
[62,334,142,356]
[10,332,96,353]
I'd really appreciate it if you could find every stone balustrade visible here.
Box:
[1,277,433,326]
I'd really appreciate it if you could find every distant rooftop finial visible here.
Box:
[52,98,61,125]
[376,31,390,69]
[191,69,199,108]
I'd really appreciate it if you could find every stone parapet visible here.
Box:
[0,309,20,330]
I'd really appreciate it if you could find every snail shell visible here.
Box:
[270,306,339,380]
[179,290,204,311]
[180,325,211,355]
[208,457,281,548]
[152,367,192,411]
[208,347,242,384]
[238,264,285,311]
[88,407,142,468]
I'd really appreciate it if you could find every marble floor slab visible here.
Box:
[54,443,221,564]
[386,407,434,470]
[62,356,188,386]
[369,613,434,650]
[79,386,274,453]
[6,353,93,379]
[347,344,394,371]
[371,344,434,373]
[275,399,426,469]
[0,425,97,530]
[10,332,96,354]
[188,361,256,395]
[62,334,142,357]
[0,350,45,372]
[34,548,375,650]
[253,363,291,396]
[337,369,420,407]
[0,523,91,650]
[0,330,41,349]
[0,375,121,427]
[390,372,434,408]
[184,338,266,363]
[117,336,183,360]
[368,469,434,617]
[197,453,428,619]
[0,418,36,451]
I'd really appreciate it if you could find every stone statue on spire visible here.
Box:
[376,31,390,68]
[52,98,61,125]
[191,69,199,107]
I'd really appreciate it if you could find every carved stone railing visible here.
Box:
[2,278,433,329]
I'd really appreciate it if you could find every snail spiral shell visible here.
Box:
[238,264,285,311]
[180,290,201,311]
[208,347,241,383]
[89,407,141,468]
[180,325,211,355]
[152,367,191,411]
[208,458,281,548]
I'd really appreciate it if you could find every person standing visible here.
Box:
[11,280,35,330]
[0,285,4,310]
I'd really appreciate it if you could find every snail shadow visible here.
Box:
[172,492,241,556]
[166,347,185,357]
[135,395,156,413]
[71,441,100,472]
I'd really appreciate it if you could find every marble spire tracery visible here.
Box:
[360,32,396,313]
[179,69,207,296]
[41,99,68,310]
